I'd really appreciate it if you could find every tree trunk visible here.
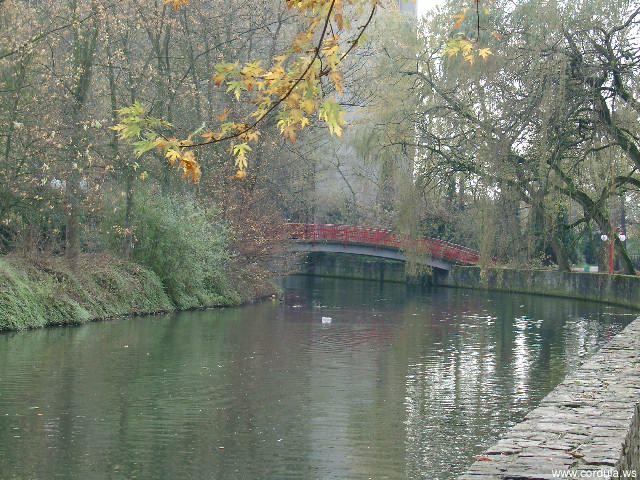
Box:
[550,235,571,272]
[527,195,547,263]
[615,237,635,275]
[64,3,99,265]
[122,172,135,259]
[65,175,81,266]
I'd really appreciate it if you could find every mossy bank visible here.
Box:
[0,255,276,331]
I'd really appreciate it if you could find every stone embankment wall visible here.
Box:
[459,317,640,479]
[443,266,640,310]
[295,252,407,283]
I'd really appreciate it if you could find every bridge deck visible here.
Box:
[287,224,479,266]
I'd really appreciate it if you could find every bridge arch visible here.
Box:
[287,224,479,272]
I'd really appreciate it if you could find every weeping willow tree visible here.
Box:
[306,8,420,225]
[412,0,640,273]
[341,9,434,278]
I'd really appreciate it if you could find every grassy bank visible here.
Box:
[0,255,275,331]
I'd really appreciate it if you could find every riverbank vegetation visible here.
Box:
[1,0,298,327]
[1,0,639,331]
[0,190,279,330]
[0,255,172,330]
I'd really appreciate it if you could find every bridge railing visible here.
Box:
[286,223,480,265]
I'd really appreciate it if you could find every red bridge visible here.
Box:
[287,223,479,270]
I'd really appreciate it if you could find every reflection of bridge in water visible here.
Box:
[287,224,480,272]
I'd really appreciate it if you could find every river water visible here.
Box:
[0,276,636,479]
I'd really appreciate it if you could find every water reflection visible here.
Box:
[0,276,634,480]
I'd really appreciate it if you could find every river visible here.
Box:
[0,276,635,479]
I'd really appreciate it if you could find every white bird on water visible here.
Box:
[321,316,332,325]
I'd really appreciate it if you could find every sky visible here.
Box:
[416,0,443,18]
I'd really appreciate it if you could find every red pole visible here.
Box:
[608,231,615,275]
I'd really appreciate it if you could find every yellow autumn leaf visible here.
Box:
[460,39,473,56]
[213,73,226,87]
[453,9,467,29]
[217,108,230,122]
[165,149,182,166]
[300,99,316,115]
[164,0,189,11]
[232,143,252,170]
[444,43,460,58]
[233,169,247,181]
[478,48,493,60]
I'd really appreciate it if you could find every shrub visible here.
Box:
[104,190,240,309]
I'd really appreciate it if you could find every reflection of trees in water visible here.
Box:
[0,278,633,480]
[400,290,631,479]
[403,308,504,478]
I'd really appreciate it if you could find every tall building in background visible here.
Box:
[309,3,418,225]
[398,0,417,16]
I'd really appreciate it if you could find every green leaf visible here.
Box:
[318,99,345,137]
